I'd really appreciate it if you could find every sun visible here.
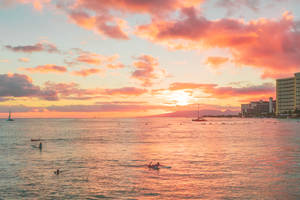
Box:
[167,90,192,106]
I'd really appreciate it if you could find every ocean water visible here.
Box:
[0,118,299,200]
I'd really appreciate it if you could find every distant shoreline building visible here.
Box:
[276,72,300,115]
[241,97,276,117]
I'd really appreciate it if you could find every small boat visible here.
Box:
[7,110,14,121]
[192,118,207,122]
[192,104,207,122]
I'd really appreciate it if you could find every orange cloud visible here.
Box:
[106,63,125,69]
[76,53,102,65]
[104,87,147,96]
[169,82,217,91]
[205,56,229,68]
[18,57,30,63]
[21,64,67,73]
[131,55,166,87]
[71,68,104,77]
[75,51,119,66]
[137,8,300,78]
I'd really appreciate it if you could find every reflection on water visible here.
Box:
[0,118,299,199]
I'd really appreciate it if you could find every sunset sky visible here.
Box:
[0,0,300,118]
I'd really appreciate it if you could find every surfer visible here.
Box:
[148,162,160,169]
[54,169,60,175]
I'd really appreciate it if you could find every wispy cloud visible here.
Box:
[20,64,67,74]
[71,68,104,77]
[0,59,9,63]
[18,57,30,63]
[5,41,59,54]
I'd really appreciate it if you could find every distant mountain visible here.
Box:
[147,109,239,118]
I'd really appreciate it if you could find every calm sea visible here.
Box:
[0,118,299,199]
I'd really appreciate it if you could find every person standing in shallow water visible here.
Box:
[54,169,60,175]
[39,142,42,150]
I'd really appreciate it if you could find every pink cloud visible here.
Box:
[76,53,102,65]
[21,64,67,73]
[43,82,148,99]
[43,82,101,98]
[131,55,166,87]
[0,73,57,100]
[165,82,275,99]
[203,83,275,98]
[71,68,104,77]
[137,8,300,78]
[5,41,59,53]
[63,0,204,39]
[70,0,204,15]
[69,11,129,40]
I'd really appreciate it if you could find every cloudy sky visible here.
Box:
[0,0,299,118]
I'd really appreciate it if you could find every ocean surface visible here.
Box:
[0,118,299,199]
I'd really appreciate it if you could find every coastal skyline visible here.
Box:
[1,0,300,118]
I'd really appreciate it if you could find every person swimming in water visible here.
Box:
[148,161,160,169]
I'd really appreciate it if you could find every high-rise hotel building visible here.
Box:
[276,72,300,115]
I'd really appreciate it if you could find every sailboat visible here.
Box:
[7,110,14,121]
[192,104,207,122]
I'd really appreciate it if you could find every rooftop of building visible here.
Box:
[276,72,300,80]
[277,77,295,81]
[249,100,276,104]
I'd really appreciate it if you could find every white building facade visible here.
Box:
[276,73,300,115]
